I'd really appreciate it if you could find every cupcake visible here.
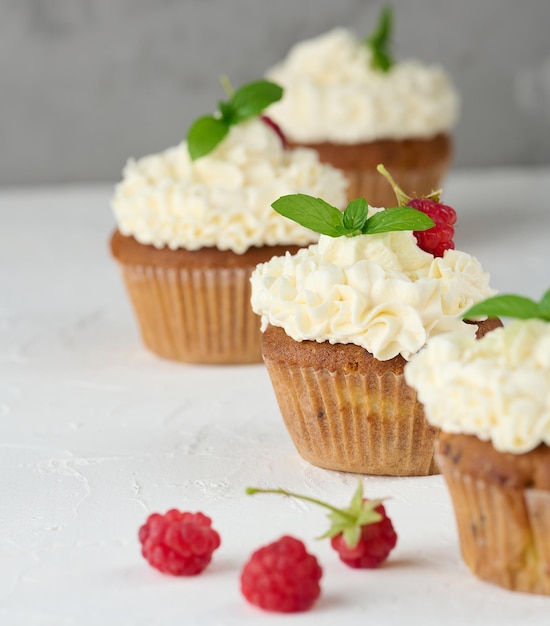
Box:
[265,8,459,206]
[250,187,499,475]
[405,291,550,593]
[110,80,346,364]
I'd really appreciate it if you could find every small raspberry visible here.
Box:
[240,535,322,613]
[377,163,456,257]
[138,509,221,576]
[246,482,397,570]
[330,502,397,568]
[408,197,457,257]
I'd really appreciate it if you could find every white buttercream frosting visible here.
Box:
[112,119,347,254]
[404,320,550,453]
[266,28,459,144]
[250,221,496,360]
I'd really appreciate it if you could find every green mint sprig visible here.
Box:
[186,79,283,160]
[271,194,434,238]
[365,6,394,73]
[464,289,550,321]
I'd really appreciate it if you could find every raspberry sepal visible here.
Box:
[246,483,383,550]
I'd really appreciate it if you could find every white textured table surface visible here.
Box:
[1,168,550,625]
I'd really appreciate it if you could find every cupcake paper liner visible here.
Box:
[263,356,438,476]
[436,446,550,594]
[118,262,262,364]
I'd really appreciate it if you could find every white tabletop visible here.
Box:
[1,168,550,625]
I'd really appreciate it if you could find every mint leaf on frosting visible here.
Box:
[272,194,348,237]
[230,80,283,122]
[187,116,230,161]
[464,290,550,321]
[540,289,550,314]
[366,6,394,73]
[365,206,434,234]
[271,194,434,238]
[186,79,283,160]
[342,198,369,232]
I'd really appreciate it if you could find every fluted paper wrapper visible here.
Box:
[263,357,438,476]
[346,161,450,208]
[118,263,262,364]
[436,446,550,594]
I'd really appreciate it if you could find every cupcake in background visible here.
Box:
[405,291,550,594]
[110,79,347,364]
[265,7,459,207]
[251,173,499,475]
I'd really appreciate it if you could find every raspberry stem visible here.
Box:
[376,164,410,206]
[219,75,235,98]
[246,486,356,522]
[377,163,442,205]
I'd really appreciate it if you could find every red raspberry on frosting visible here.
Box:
[377,163,457,257]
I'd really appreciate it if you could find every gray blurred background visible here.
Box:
[1,0,549,186]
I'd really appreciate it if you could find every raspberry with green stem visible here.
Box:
[377,163,457,257]
[246,482,397,569]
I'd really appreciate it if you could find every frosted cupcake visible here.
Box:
[405,290,550,593]
[110,80,346,364]
[251,188,499,475]
[265,8,459,206]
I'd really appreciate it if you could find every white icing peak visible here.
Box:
[250,225,496,361]
[404,320,550,454]
[266,28,460,143]
[112,119,347,254]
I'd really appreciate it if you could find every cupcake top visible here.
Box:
[265,27,459,144]
[404,318,550,454]
[250,205,495,361]
[112,105,347,254]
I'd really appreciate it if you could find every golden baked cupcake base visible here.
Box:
[288,133,452,207]
[436,433,550,595]
[262,320,501,476]
[262,324,435,476]
[111,231,301,364]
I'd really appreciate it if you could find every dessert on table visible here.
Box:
[110,79,346,364]
[405,290,550,594]
[265,7,459,207]
[251,171,499,475]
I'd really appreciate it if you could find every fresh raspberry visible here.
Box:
[408,197,457,257]
[240,535,322,613]
[330,502,397,568]
[138,509,221,576]
[246,483,397,570]
[377,163,457,257]
[260,114,288,149]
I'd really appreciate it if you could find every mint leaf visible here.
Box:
[464,294,546,320]
[272,194,346,237]
[364,206,434,234]
[366,6,394,72]
[230,80,283,123]
[343,198,369,232]
[186,79,284,160]
[272,193,434,238]
[187,116,229,160]
[218,100,236,124]
[540,289,550,313]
